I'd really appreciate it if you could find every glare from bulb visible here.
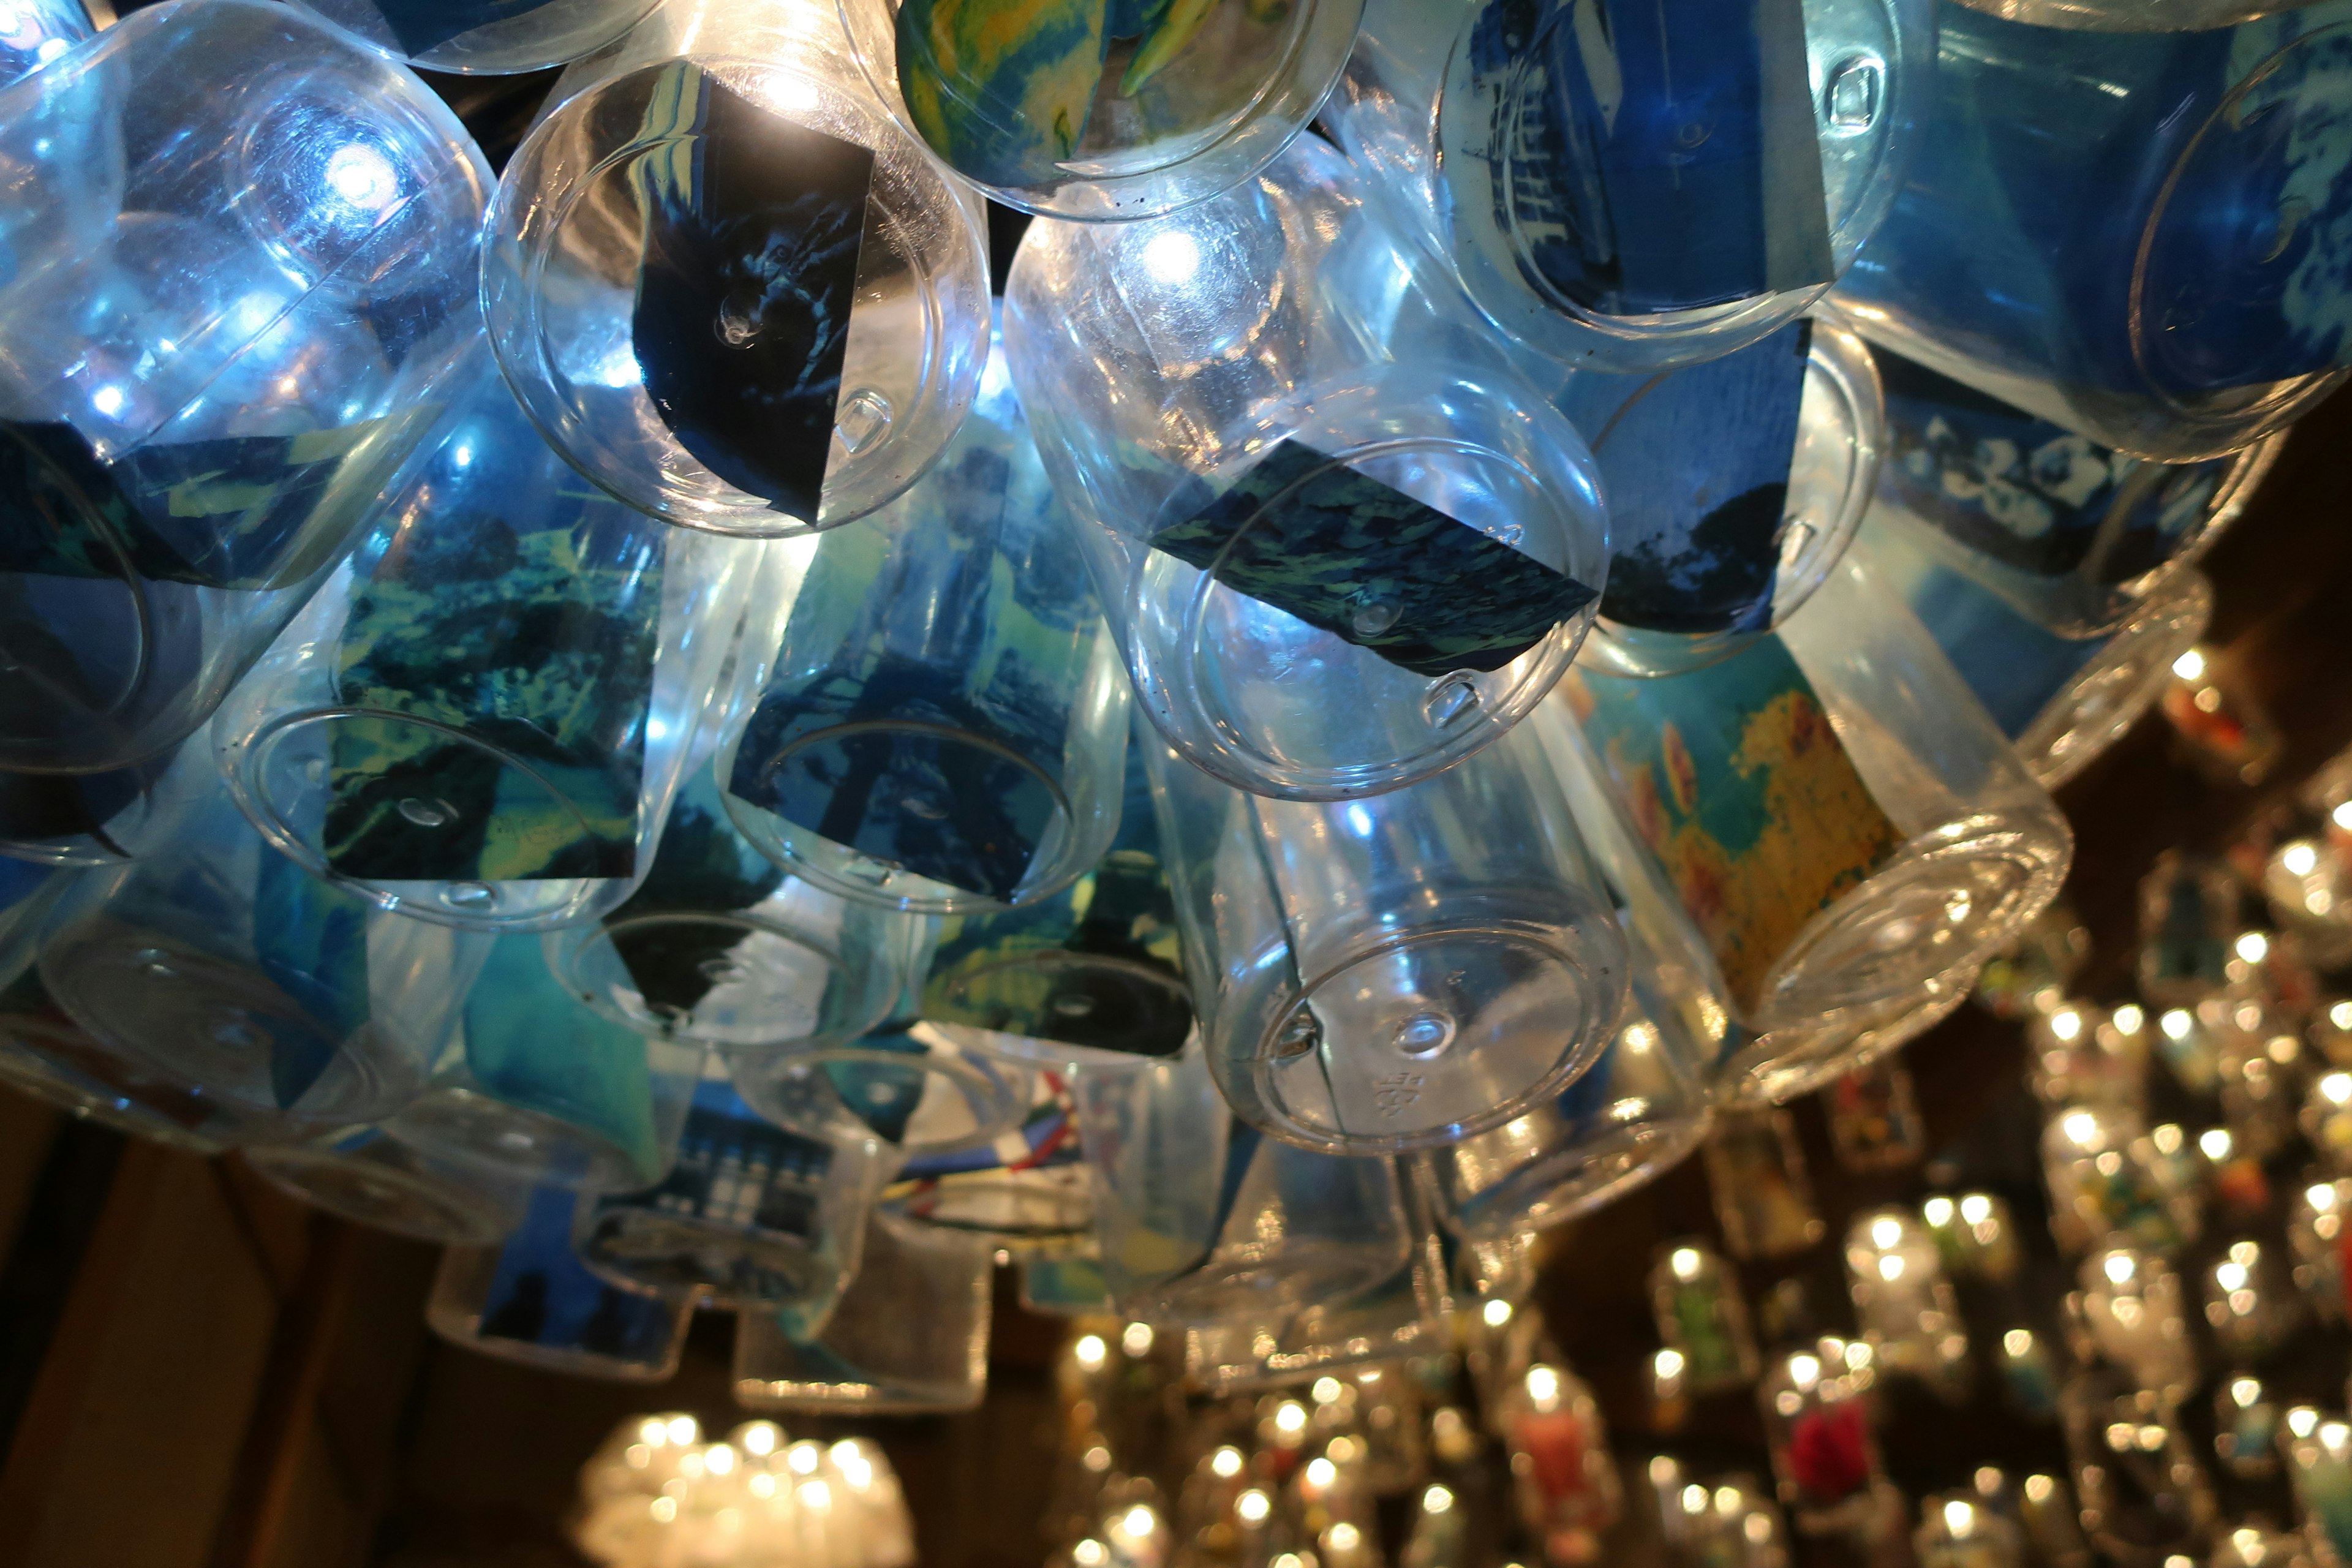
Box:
[2288,1407,2321,1439]
[1121,1322,1155,1357]
[704,1444,736,1476]
[2103,1252,2138,1284]
[799,1480,832,1511]
[650,1495,677,1523]
[1327,1522,1362,1552]
[1072,1540,1109,1568]
[1870,1216,1904,1249]
[1682,1484,1709,1515]
[1305,1457,1337,1490]
[1945,1501,1977,1537]
[738,1422,780,1457]
[2201,1128,2234,1161]
[2050,1008,2084,1042]
[1140,230,1202,285]
[1789,1354,1822,1390]
[2003,1329,2034,1357]
[1118,1505,1158,1540]
[1670,1246,1702,1281]
[2173,649,2206,681]
[2285,843,2321,877]
[1960,1194,1993,1226]
[2062,1110,2098,1145]
[1274,1401,1306,1433]
[1923,1196,1955,1227]
[1423,1484,1455,1515]
[1073,1334,1107,1370]
[1526,1365,1562,1409]
[2231,1378,2264,1408]
[667,1415,699,1446]
[2161,1009,2193,1041]
[1211,1446,1244,1479]
[1236,1489,1271,1524]
[2236,931,2271,963]
[1879,1255,1904,1281]
[1654,1348,1686,1380]
[1313,1376,1344,1405]
[2325,1074,2352,1106]
[2024,1475,2056,1504]
[786,1441,821,1475]
[1482,1298,1513,1327]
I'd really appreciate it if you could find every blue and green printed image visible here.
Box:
[629,62,873,522]
[324,413,664,884]
[895,0,1294,190]
[1152,439,1597,677]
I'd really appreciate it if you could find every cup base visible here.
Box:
[245,1142,521,1245]
[386,1086,652,1193]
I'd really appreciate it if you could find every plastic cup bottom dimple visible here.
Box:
[579,1207,830,1310]
[244,1143,520,1244]
[386,1086,651,1193]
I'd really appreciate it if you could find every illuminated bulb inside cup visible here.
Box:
[1670,1246,1702,1281]
[1870,1216,1904,1250]
[2173,649,2206,681]
[2236,931,2271,963]
[2002,1329,2033,1357]
[1923,1196,1955,1226]
[1210,1447,1243,1480]
[1122,1322,1155,1357]
[2323,1073,2352,1106]
[1944,1501,1976,1537]
[2285,842,2321,876]
[2049,1008,2084,1041]
[2201,1128,2234,1161]
[1073,1333,1107,1370]
[1960,1194,1993,1226]
[2112,1004,2144,1033]
[1236,1489,1271,1525]
[2161,1009,2193,1041]
[1423,1485,1454,1514]
[1483,1298,1513,1327]
[1654,1348,1686,1380]
[786,1441,821,1475]
[667,1415,699,1446]
[2103,1252,2138,1285]
[1304,1457,1336,1490]
[1525,1365,1561,1411]
[324,143,399,213]
[1072,1541,1108,1568]
[1788,1353,1822,1391]
[1312,1376,1344,1405]
[1681,1484,1709,1515]
[2060,1110,2098,1146]
[1141,230,1201,285]
[1274,1401,1306,1434]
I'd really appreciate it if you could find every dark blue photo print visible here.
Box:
[1875,346,2237,586]
[1566,320,1811,633]
[630,61,875,522]
[1149,439,1597,677]
[477,1185,680,1365]
[1450,0,1834,315]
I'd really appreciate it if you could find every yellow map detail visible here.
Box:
[1607,688,1901,1011]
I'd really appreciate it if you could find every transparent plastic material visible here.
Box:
[1858,334,2285,636]
[245,1125,530,1244]
[2041,1103,2200,1256]
[837,0,1365,219]
[36,785,479,1142]
[881,1069,1095,1255]
[1829,1,2352,461]
[1758,1345,1883,1532]
[219,356,764,933]
[288,0,655,74]
[1703,1107,1827,1259]
[0,722,225,868]
[714,326,1131,913]
[1003,133,1611,802]
[1432,703,1728,1237]
[1844,1208,1968,1395]
[2058,1370,2217,1565]
[483,54,990,537]
[728,1022,1030,1160]
[1554,551,2071,1095]
[0,0,489,775]
[732,1213,992,1412]
[575,1074,886,1319]
[1142,715,1629,1156]
[0,0,86,89]
[0,858,241,1151]
[1326,0,1931,372]
[1858,517,2214,792]
[916,725,1194,1072]
[1564,314,1885,677]
[384,933,707,1193]
[547,771,911,1052]
[1183,1228,1450,1392]
[1651,1240,1761,1393]
[429,1185,693,1380]
[1068,1041,1414,1325]
[1949,0,2331,27]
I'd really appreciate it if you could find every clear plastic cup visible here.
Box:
[914,723,1194,1072]
[881,1067,1095,1256]
[287,0,657,74]
[713,318,1130,912]
[731,1211,992,1411]
[483,53,990,536]
[1327,0,1931,372]
[1003,131,1610,803]
[1067,1041,1414,1325]
[1856,513,2214,791]
[1858,335,2285,636]
[1563,314,1885,677]
[36,786,481,1140]
[1142,712,1629,1156]
[383,932,708,1193]
[0,722,224,868]
[837,0,1366,219]
[0,0,88,88]
[0,0,488,774]
[574,1074,888,1321]
[1553,549,2072,1056]
[727,1020,1031,1161]
[546,769,914,1054]
[429,1184,695,1380]
[244,1125,532,1244]
[217,350,768,933]
[1828,0,2352,461]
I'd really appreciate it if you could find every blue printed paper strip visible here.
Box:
[1150,439,1597,678]
[462,935,663,1178]
[1876,347,2236,585]
[592,771,786,1019]
[477,1186,681,1365]
[1564,321,1811,633]
[251,851,374,1109]
[1445,0,1833,315]
[630,62,872,521]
